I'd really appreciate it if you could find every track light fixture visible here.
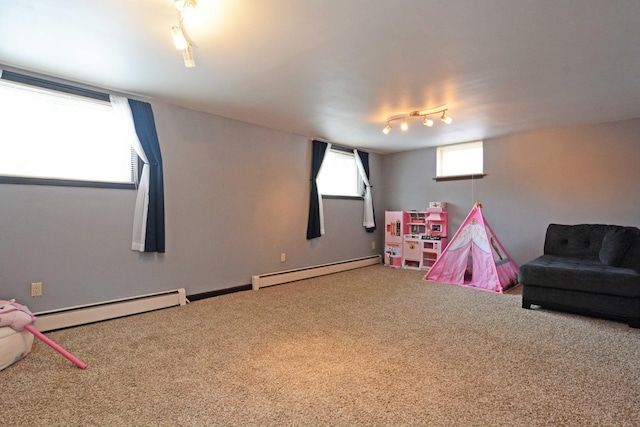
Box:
[182,45,195,68]
[382,107,453,134]
[171,0,198,68]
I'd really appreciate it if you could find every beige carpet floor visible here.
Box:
[3,265,640,426]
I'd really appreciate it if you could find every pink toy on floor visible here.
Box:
[0,299,87,369]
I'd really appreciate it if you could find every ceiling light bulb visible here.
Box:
[183,46,195,68]
[441,111,453,124]
[172,26,189,50]
[401,119,408,131]
[383,123,392,134]
[175,0,197,21]
[423,117,434,127]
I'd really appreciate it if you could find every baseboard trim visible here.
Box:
[34,288,187,332]
[252,255,382,290]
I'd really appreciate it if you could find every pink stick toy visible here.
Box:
[0,299,87,369]
[24,324,88,369]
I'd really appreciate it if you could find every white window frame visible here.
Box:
[0,71,137,189]
[436,141,484,180]
[317,147,364,198]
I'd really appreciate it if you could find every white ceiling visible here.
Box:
[1,0,639,154]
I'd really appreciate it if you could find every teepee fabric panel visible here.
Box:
[427,241,471,284]
[497,258,519,289]
[467,242,499,290]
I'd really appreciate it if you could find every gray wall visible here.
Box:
[381,117,640,266]
[4,97,638,313]
[0,101,383,312]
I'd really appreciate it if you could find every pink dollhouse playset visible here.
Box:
[384,202,449,271]
[423,203,519,293]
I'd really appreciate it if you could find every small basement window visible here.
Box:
[317,147,364,198]
[435,140,485,181]
[0,71,137,189]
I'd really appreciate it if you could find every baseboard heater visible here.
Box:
[33,288,188,332]
[252,255,381,290]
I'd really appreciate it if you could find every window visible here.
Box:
[0,72,137,188]
[436,141,484,180]
[317,148,364,197]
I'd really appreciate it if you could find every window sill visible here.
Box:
[433,173,487,182]
[321,195,364,200]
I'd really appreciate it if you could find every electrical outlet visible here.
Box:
[372,241,376,249]
[280,253,286,262]
[31,282,42,297]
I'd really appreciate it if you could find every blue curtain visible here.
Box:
[306,139,329,240]
[357,150,376,232]
[128,100,166,253]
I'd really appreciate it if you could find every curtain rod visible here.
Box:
[311,138,363,153]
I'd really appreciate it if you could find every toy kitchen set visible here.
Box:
[384,202,448,271]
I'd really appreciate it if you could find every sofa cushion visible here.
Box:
[599,227,637,266]
[518,254,640,298]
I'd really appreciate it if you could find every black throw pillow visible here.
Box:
[599,228,636,266]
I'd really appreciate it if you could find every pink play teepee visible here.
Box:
[424,203,519,293]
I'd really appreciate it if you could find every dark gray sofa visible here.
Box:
[518,224,640,328]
